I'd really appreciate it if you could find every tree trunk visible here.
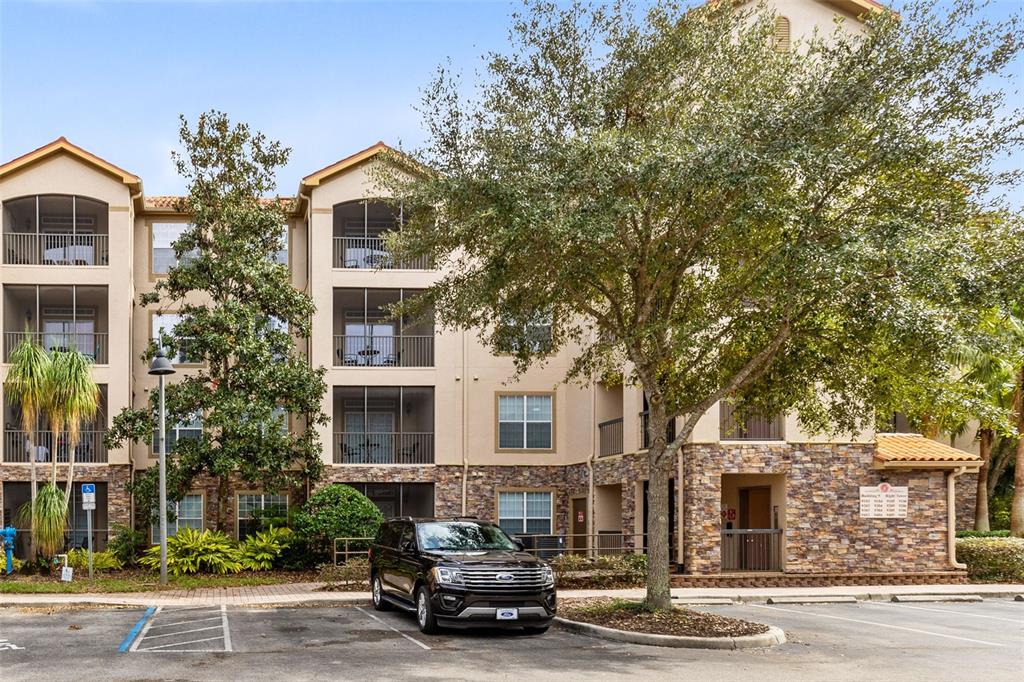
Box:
[974,429,991,531]
[644,401,673,611]
[29,437,37,559]
[217,475,229,533]
[1011,368,1024,538]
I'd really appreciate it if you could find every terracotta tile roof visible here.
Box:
[143,195,297,212]
[875,434,981,465]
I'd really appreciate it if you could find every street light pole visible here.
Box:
[148,348,176,586]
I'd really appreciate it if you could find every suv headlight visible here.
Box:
[541,565,555,587]
[433,566,464,585]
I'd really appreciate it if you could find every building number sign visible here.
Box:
[859,482,908,518]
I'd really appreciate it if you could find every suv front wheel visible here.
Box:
[416,585,440,634]
[371,574,390,611]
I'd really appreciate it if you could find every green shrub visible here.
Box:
[549,552,647,589]
[290,485,383,566]
[316,558,370,589]
[956,537,1024,582]
[957,530,1011,538]
[238,527,293,571]
[66,549,123,572]
[141,527,242,575]
[108,523,147,567]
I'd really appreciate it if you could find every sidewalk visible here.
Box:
[2,582,1021,608]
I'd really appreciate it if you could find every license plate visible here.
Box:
[496,608,519,621]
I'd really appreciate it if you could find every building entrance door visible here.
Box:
[571,497,587,552]
[739,486,773,570]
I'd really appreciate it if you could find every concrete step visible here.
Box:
[891,594,983,603]
[767,596,859,605]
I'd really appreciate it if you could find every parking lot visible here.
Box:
[0,599,1020,680]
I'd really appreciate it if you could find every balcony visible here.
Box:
[333,386,434,464]
[719,402,784,440]
[3,195,110,266]
[332,199,430,270]
[4,386,108,463]
[598,418,623,456]
[2,430,108,464]
[2,284,109,364]
[333,288,434,367]
[640,410,676,450]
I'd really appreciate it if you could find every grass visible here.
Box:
[0,570,316,593]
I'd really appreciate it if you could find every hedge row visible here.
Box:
[956,537,1024,582]
[956,530,1011,538]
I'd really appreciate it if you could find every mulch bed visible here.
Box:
[558,597,769,638]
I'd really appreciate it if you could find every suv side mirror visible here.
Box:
[512,539,525,552]
[401,539,417,554]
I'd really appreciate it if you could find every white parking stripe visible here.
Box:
[221,605,232,652]
[355,607,431,650]
[137,635,225,652]
[138,625,224,641]
[147,616,223,629]
[129,606,163,652]
[745,604,1005,647]
[864,601,1024,624]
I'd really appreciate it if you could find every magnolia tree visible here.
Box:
[106,112,328,530]
[374,0,1023,607]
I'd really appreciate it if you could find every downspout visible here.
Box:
[129,190,142,530]
[676,437,684,572]
[947,466,968,569]
[588,380,596,557]
[461,330,469,515]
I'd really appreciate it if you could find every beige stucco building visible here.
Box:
[0,0,985,583]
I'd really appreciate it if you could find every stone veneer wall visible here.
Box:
[184,472,306,538]
[0,464,131,529]
[683,443,952,574]
[955,472,978,530]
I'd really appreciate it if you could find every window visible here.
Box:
[274,225,288,265]
[774,16,791,52]
[237,493,288,539]
[152,223,195,275]
[152,412,202,455]
[497,394,553,450]
[151,312,197,364]
[497,313,552,354]
[151,493,203,542]
[497,491,553,536]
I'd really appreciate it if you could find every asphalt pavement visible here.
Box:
[0,599,1020,681]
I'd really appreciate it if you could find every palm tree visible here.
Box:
[4,336,51,558]
[47,349,101,508]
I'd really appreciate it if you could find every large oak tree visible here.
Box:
[376,0,1023,607]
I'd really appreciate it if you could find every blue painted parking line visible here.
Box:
[119,606,156,653]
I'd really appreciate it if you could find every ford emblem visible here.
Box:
[496,573,515,582]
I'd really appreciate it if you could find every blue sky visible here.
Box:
[1,0,1021,207]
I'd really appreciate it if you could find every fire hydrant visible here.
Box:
[1,526,15,575]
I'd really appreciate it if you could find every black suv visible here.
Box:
[368,518,557,634]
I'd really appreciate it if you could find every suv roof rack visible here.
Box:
[452,516,479,521]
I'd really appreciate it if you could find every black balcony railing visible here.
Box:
[333,432,434,464]
[333,335,434,367]
[719,402,784,440]
[3,430,108,464]
[3,331,109,364]
[332,236,431,270]
[3,233,110,266]
[640,411,676,450]
[598,418,623,456]
[721,529,783,571]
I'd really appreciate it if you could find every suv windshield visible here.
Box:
[416,522,518,551]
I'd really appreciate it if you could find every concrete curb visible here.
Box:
[553,617,786,649]
[0,593,371,609]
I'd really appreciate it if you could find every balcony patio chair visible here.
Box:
[381,354,398,367]
[399,441,420,463]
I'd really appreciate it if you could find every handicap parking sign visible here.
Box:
[81,483,96,511]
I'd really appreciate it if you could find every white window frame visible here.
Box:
[497,394,553,450]
[151,493,204,543]
[151,222,196,275]
[236,493,289,539]
[497,490,553,536]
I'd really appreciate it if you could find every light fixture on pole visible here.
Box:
[148,347,176,586]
